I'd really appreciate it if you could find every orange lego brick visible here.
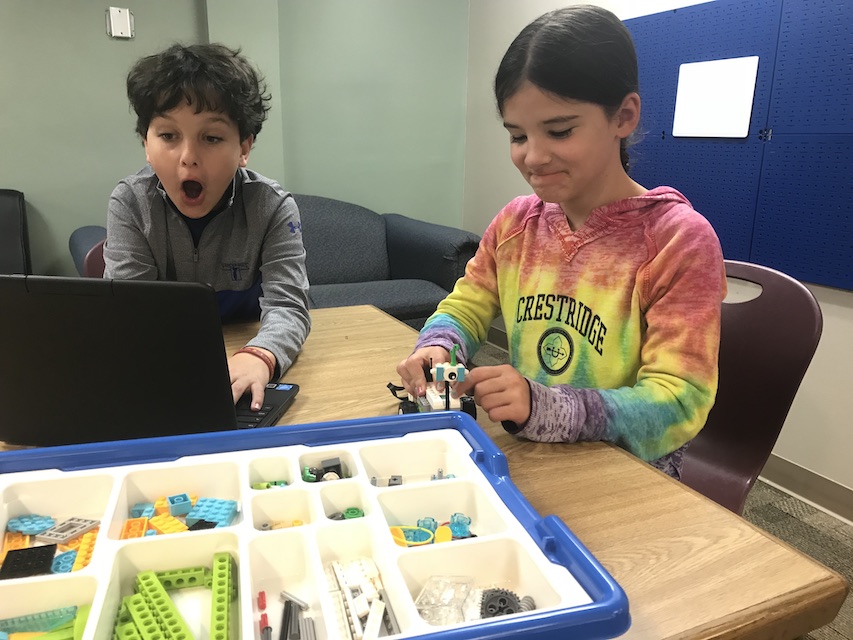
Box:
[58,536,82,553]
[149,513,189,535]
[120,517,149,540]
[0,531,31,563]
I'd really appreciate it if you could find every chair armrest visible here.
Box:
[384,214,481,292]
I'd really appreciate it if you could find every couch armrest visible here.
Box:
[384,214,481,293]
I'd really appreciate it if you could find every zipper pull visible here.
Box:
[192,248,199,263]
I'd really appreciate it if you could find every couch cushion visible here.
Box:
[294,194,390,285]
[308,279,449,321]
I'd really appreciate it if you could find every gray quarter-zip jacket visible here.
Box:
[104,165,311,376]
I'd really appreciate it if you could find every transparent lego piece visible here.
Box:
[414,575,474,626]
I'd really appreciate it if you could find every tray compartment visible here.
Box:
[298,448,358,483]
[93,532,240,639]
[246,528,328,640]
[314,519,420,635]
[377,480,509,540]
[359,436,472,486]
[251,487,314,531]
[108,461,242,539]
[1,473,113,536]
[318,479,371,521]
[247,454,295,489]
[397,536,590,627]
[0,574,97,620]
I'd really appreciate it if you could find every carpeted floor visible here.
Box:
[471,343,852,638]
[743,481,852,639]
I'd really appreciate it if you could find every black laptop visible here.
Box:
[0,275,299,447]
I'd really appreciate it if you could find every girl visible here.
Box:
[396,5,726,479]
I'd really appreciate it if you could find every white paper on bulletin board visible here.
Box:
[672,56,760,138]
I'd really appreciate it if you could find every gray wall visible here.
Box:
[277,0,469,224]
[0,0,207,275]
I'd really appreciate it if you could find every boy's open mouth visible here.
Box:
[182,180,203,200]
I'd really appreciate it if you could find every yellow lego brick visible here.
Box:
[71,528,99,571]
[148,514,188,535]
[120,517,149,540]
[1,530,31,563]
[153,496,169,515]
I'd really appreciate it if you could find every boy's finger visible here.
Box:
[250,381,266,411]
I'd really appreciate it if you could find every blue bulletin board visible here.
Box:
[625,0,852,290]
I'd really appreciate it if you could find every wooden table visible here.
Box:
[4,305,848,638]
[221,305,848,640]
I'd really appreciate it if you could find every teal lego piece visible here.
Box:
[417,517,438,533]
[130,502,155,518]
[155,565,209,590]
[51,549,78,573]
[0,606,77,633]
[0,632,7,640]
[209,552,235,640]
[167,493,192,517]
[185,498,238,528]
[6,514,56,535]
[134,571,194,639]
[449,512,472,538]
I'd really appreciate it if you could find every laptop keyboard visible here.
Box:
[235,400,273,428]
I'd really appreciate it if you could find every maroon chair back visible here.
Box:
[681,260,822,514]
[83,239,106,278]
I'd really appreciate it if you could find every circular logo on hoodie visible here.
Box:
[537,328,573,376]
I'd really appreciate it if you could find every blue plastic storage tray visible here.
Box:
[0,412,629,639]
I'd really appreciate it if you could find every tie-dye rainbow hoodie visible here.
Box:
[415,187,726,477]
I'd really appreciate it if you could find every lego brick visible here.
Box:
[120,518,149,540]
[0,545,57,580]
[185,498,238,528]
[134,571,193,639]
[71,530,98,571]
[6,514,55,536]
[148,514,188,535]
[36,518,100,545]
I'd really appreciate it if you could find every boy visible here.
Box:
[105,43,311,411]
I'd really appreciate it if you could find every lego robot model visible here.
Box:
[388,345,477,419]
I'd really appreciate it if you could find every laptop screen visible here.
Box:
[0,275,283,446]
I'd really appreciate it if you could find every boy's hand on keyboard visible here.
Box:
[228,351,272,410]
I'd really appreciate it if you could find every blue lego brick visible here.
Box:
[130,502,155,518]
[167,493,192,517]
[185,498,238,528]
[6,514,56,536]
[51,549,78,574]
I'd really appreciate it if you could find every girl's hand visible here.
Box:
[396,346,450,396]
[228,348,275,410]
[453,365,531,425]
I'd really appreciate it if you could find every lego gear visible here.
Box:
[481,588,521,618]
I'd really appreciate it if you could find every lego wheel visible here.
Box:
[398,400,419,415]
[460,396,477,419]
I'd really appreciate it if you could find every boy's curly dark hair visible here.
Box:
[127,43,271,142]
